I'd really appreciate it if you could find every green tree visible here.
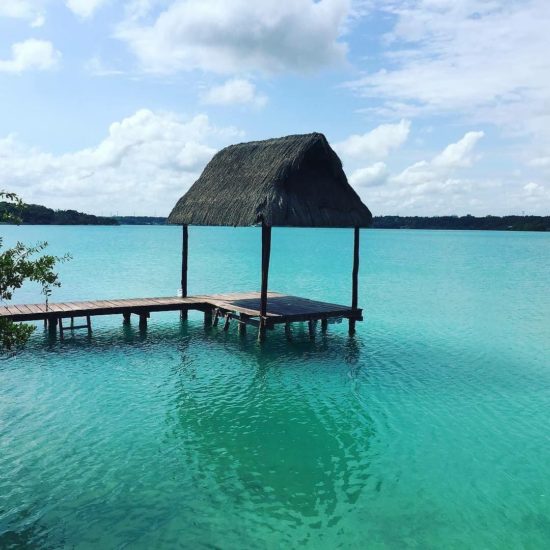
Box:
[1,191,70,352]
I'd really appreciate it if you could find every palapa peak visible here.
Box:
[168,133,372,227]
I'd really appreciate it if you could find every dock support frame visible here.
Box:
[58,315,92,339]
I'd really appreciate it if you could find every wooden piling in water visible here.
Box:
[239,314,247,335]
[258,224,271,342]
[308,320,316,339]
[349,227,360,335]
[223,314,231,331]
[139,313,149,328]
[180,224,188,320]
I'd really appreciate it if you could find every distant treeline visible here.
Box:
[1,202,548,231]
[114,214,549,231]
[372,215,549,232]
[0,202,118,225]
[113,216,167,225]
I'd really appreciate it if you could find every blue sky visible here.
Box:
[0,0,549,216]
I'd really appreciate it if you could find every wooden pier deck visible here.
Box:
[0,291,362,337]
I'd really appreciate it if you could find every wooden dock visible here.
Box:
[0,291,362,338]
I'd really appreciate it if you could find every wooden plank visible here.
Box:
[64,302,92,312]
[145,298,176,304]
[267,309,363,324]
[28,303,48,314]
[73,301,102,310]
[107,299,153,308]
[57,303,85,313]
[130,299,166,306]
[212,301,280,319]
[226,313,260,328]
[110,299,147,307]
[45,303,70,313]
[103,300,137,308]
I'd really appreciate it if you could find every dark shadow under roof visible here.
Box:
[168,132,372,227]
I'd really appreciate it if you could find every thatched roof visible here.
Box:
[168,132,372,227]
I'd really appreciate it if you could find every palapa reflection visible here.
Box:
[165,330,375,532]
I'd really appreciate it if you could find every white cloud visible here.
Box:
[351,130,509,215]
[347,1,550,143]
[85,55,125,76]
[393,131,484,186]
[432,131,484,169]
[201,79,267,108]
[116,0,351,74]
[0,109,241,215]
[0,0,45,27]
[335,119,410,159]
[0,39,61,73]
[527,156,550,169]
[349,161,388,187]
[523,182,541,195]
[66,0,108,18]
[124,0,162,20]
[521,181,550,206]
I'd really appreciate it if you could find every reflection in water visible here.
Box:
[166,328,374,539]
[0,508,62,550]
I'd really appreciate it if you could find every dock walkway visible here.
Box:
[0,291,362,337]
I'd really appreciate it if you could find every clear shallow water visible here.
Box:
[1,226,549,549]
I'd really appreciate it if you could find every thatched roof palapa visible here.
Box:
[168,133,372,227]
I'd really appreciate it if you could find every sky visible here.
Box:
[0,0,549,217]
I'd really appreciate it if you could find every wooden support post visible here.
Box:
[48,317,57,334]
[321,318,328,332]
[59,317,64,340]
[258,224,272,342]
[86,315,92,334]
[212,308,220,326]
[238,314,247,335]
[123,312,131,324]
[285,322,292,339]
[223,314,231,331]
[180,224,188,320]
[258,320,267,342]
[204,308,213,327]
[139,313,149,328]
[308,320,316,339]
[349,226,360,335]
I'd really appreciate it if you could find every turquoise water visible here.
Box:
[1,225,549,549]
